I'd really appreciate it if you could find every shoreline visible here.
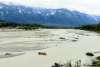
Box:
[0,29,99,67]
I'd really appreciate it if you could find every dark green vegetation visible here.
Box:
[0,20,76,29]
[92,56,100,67]
[79,23,100,33]
[0,20,49,30]
[0,20,100,32]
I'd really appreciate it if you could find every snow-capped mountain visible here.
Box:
[93,16,100,22]
[0,3,98,27]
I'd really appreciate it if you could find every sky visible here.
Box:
[0,0,100,15]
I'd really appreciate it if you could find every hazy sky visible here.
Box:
[0,0,100,15]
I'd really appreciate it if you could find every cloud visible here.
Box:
[0,0,100,15]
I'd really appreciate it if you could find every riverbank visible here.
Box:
[0,29,100,67]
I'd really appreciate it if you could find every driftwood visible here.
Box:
[38,52,47,56]
[59,37,66,40]
[52,63,64,67]
[5,53,12,56]
[86,52,94,56]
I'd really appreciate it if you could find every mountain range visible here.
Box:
[0,3,99,27]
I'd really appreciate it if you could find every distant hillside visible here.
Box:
[0,3,98,27]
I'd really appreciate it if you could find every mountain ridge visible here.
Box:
[0,3,98,27]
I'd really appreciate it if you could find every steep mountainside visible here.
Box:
[0,3,98,27]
